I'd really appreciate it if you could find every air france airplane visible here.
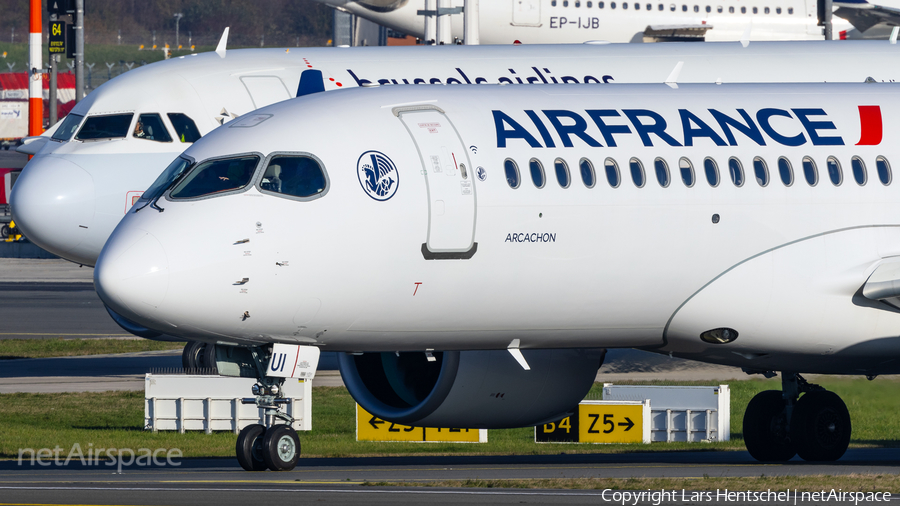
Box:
[316,0,857,43]
[13,40,900,269]
[95,80,900,470]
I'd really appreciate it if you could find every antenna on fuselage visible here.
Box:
[216,27,230,58]
[740,24,751,48]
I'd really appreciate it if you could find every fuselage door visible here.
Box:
[512,0,542,26]
[240,76,291,109]
[396,106,476,259]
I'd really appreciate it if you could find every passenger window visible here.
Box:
[776,6,781,13]
[75,113,134,140]
[630,158,645,188]
[530,158,546,188]
[679,157,694,187]
[682,4,687,11]
[752,6,757,13]
[654,158,670,187]
[753,157,769,186]
[764,6,769,13]
[717,5,723,12]
[851,156,866,186]
[788,7,793,13]
[579,158,596,188]
[877,156,892,185]
[705,5,711,12]
[694,5,699,12]
[778,157,793,186]
[729,6,734,12]
[728,157,744,186]
[803,156,818,186]
[704,157,719,187]
[741,6,746,13]
[554,158,570,188]
[827,156,842,186]
[133,113,172,142]
[504,159,520,189]
[170,155,260,199]
[259,155,327,199]
[605,158,621,188]
[51,113,84,141]
[670,3,676,10]
[167,113,202,143]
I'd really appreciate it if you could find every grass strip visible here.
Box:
[0,338,184,359]
[360,474,900,493]
[1,378,899,459]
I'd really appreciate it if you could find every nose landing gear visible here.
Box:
[743,372,851,462]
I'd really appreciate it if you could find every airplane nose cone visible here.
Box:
[94,226,170,326]
[10,155,95,260]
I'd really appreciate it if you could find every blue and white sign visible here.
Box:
[476,166,487,182]
[357,150,399,201]
[267,343,320,379]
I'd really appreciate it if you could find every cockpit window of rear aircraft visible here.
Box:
[51,113,84,141]
[74,113,134,141]
[167,113,202,143]
[133,114,172,142]
[258,155,328,199]
[169,155,260,199]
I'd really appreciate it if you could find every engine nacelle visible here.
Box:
[339,348,606,428]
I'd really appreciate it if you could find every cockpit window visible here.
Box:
[169,155,260,199]
[51,113,84,141]
[74,113,134,140]
[259,155,327,199]
[133,114,172,142]
[167,113,201,143]
[137,156,193,207]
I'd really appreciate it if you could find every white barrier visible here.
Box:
[601,384,730,442]
[144,374,311,433]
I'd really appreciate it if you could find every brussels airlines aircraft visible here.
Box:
[315,0,857,43]
[13,40,900,270]
[95,81,900,470]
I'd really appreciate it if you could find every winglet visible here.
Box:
[216,27,230,58]
[665,61,684,89]
[740,25,751,47]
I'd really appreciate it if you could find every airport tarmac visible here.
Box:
[1,449,899,506]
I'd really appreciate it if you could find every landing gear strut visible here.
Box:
[743,372,851,462]
[233,346,301,471]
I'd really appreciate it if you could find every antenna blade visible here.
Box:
[216,27,230,58]
[665,61,684,89]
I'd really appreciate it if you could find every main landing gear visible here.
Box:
[181,341,218,374]
[743,372,851,462]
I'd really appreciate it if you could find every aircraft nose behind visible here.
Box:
[94,226,170,330]
[10,156,95,263]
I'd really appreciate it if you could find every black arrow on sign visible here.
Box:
[369,416,385,430]
[618,417,634,431]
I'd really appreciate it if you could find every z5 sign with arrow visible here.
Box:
[535,400,650,444]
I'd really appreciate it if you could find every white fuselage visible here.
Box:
[95,82,900,376]
[12,41,900,267]
[317,0,854,43]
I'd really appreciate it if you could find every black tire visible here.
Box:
[791,390,851,462]
[743,390,796,461]
[236,424,268,471]
[181,341,203,371]
[0,224,9,239]
[198,342,218,374]
[261,425,301,471]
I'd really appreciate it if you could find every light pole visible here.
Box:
[173,13,184,48]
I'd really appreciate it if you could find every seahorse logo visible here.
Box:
[357,150,399,201]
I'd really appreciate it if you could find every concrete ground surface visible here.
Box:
[1,449,899,505]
